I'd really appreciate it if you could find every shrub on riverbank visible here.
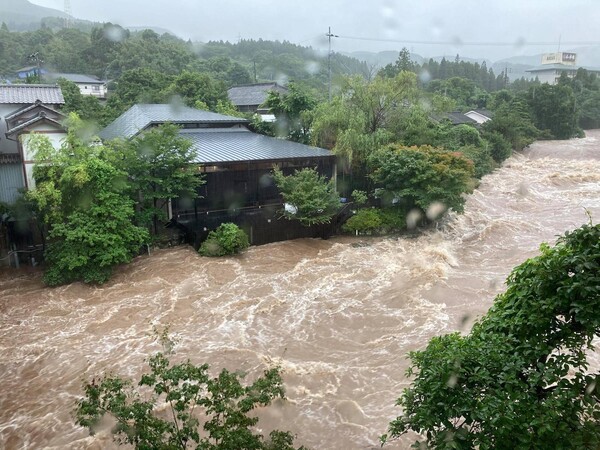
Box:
[199,223,249,257]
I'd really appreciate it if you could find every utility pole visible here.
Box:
[64,0,72,28]
[28,52,43,80]
[326,26,338,102]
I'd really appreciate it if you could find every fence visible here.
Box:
[175,202,355,248]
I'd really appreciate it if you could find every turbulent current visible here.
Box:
[1,131,600,449]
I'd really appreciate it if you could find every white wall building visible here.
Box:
[526,52,600,85]
[47,73,108,99]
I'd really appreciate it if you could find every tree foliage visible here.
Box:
[526,83,579,139]
[265,82,318,144]
[369,145,474,214]
[272,167,340,226]
[26,115,149,285]
[384,221,600,449]
[76,331,304,449]
[310,72,418,186]
[483,98,538,151]
[56,78,103,121]
[110,123,204,236]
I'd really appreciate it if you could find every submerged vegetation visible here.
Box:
[76,329,304,449]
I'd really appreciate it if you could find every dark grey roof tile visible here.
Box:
[183,129,332,164]
[100,104,248,140]
[227,83,288,107]
[0,84,64,104]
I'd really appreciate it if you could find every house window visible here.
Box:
[92,85,100,91]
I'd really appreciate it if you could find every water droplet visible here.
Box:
[430,19,443,38]
[586,380,596,394]
[450,36,463,48]
[305,61,320,75]
[275,72,289,86]
[447,373,458,388]
[168,95,185,112]
[426,202,447,220]
[406,209,422,229]
[103,25,126,43]
[259,174,273,188]
[514,37,526,50]
[516,182,529,196]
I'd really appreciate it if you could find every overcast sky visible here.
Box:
[30,0,600,61]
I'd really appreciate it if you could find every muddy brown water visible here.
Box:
[1,131,600,449]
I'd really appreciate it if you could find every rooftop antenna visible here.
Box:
[64,0,72,28]
[326,26,338,102]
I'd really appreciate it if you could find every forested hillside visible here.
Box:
[0,23,368,90]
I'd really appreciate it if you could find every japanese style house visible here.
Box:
[100,103,339,245]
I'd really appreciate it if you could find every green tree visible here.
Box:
[76,330,304,450]
[384,221,600,449]
[311,72,418,189]
[483,98,538,151]
[369,145,474,214]
[579,90,600,129]
[272,167,340,226]
[103,68,171,123]
[163,71,229,109]
[56,78,103,122]
[379,47,416,78]
[113,123,204,236]
[265,82,317,144]
[342,208,382,234]
[26,115,149,285]
[527,83,578,139]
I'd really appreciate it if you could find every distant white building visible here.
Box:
[526,52,600,85]
[464,109,493,125]
[46,73,108,99]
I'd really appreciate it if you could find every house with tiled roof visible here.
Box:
[0,84,66,265]
[100,103,337,245]
[0,84,66,205]
[431,111,479,126]
[227,82,288,121]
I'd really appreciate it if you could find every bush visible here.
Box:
[351,189,368,206]
[377,207,407,233]
[342,208,382,234]
[199,223,249,257]
[459,144,496,178]
[482,131,512,163]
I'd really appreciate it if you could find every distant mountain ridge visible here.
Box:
[1,0,69,30]
[2,0,175,37]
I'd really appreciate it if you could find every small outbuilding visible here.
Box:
[227,82,288,121]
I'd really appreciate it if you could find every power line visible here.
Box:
[336,34,600,47]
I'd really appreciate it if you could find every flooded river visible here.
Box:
[1,131,600,449]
